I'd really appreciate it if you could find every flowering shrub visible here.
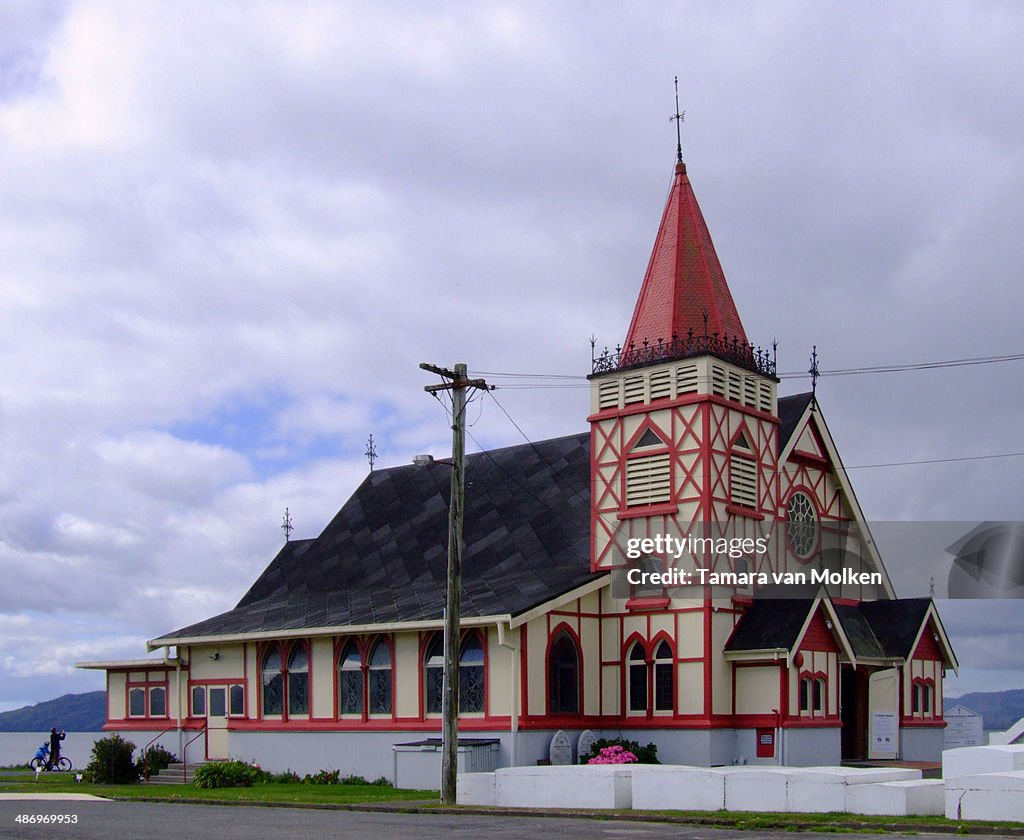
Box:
[588,745,638,764]
[579,737,659,765]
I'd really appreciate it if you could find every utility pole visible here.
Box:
[420,362,491,805]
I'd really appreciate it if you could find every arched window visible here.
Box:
[262,648,284,715]
[459,634,485,713]
[653,640,674,712]
[628,642,648,713]
[424,635,444,715]
[548,632,579,715]
[368,640,392,715]
[287,645,309,715]
[338,641,363,716]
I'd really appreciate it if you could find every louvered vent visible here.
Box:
[727,370,742,403]
[743,376,757,407]
[623,375,645,405]
[711,365,726,397]
[626,453,672,506]
[598,380,620,410]
[758,381,773,413]
[649,369,671,400]
[676,364,699,395]
[730,454,758,509]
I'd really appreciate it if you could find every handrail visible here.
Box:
[141,726,177,780]
[182,724,208,783]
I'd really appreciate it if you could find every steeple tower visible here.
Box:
[622,161,749,355]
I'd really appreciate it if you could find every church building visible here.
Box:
[79,152,957,780]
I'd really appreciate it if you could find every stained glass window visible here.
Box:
[339,642,363,716]
[369,641,392,715]
[287,646,309,715]
[459,634,485,713]
[425,636,444,714]
[786,492,818,559]
[262,649,283,716]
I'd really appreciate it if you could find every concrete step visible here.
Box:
[143,761,204,785]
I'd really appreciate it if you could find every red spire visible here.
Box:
[623,162,748,353]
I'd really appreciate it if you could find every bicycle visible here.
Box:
[29,744,72,772]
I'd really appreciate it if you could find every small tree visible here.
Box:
[84,734,138,784]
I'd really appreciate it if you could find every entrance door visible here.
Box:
[206,687,229,760]
[840,665,868,760]
[867,668,900,760]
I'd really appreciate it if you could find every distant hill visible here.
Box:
[949,689,1024,732]
[0,692,106,733]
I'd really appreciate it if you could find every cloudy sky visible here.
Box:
[1,1,1022,713]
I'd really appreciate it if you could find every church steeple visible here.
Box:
[622,161,749,356]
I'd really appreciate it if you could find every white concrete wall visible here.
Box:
[0,731,179,770]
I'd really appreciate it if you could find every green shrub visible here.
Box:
[83,734,138,784]
[142,745,177,779]
[369,775,393,787]
[268,769,301,784]
[193,760,269,789]
[578,737,659,765]
[303,768,342,785]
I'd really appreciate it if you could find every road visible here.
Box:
[0,800,1012,840]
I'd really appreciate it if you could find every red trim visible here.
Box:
[726,503,764,520]
[625,596,671,610]
[617,503,678,520]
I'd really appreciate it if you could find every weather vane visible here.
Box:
[809,345,820,411]
[365,433,378,472]
[281,507,293,542]
[671,75,685,163]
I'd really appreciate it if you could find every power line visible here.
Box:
[472,350,1024,389]
[841,451,1024,471]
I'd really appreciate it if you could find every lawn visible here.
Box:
[0,771,434,805]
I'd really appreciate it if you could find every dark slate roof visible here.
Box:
[856,598,933,658]
[724,599,815,651]
[777,392,814,452]
[727,596,937,662]
[153,432,601,642]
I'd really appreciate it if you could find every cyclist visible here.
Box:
[46,728,65,771]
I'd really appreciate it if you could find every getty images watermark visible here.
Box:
[608,521,1024,600]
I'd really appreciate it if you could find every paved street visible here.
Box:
[0,800,1014,840]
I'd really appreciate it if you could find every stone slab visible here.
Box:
[632,766,727,811]
[787,767,921,813]
[723,767,807,813]
[846,780,945,816]
[494,765,632,809]
[942,745,1024,780]
[456,772,496,806]
[945,770,1024,821]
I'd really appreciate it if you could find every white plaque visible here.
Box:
[944,704,984,748]
[577,729,598,763]
[872,712,898,751]
[549,729,572,766]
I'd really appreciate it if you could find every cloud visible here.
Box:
[0,1,1022,707]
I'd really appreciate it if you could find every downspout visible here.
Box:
[497,622,519,767]
[161,645,184,760]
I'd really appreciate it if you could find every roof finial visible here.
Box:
[809,345,820,411]
[281,507,293,543]
[671,75,685,164]
[365,433,378,472]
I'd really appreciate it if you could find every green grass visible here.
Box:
[0,773,433,805]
